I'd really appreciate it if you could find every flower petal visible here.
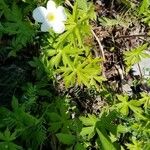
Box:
[132,64,140,76]
[56,6,67,21]
[47,0,56,11]
[41,21,52,32]
[52,21,65,34]
[33,6,48,23]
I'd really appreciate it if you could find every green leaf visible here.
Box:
[1,1,35,54]
[115,94,145,117]
[50,51,62,68]
[74,27,83,47]
[74,143,86,150]
[139,92,150,113]
[80,114,98,140]
[120,103,129,116]
[96,128,116,150]
[80,126,95,140]
[57,56,103,89]
[11,96,19,111]
[76,0,88,11]
[47,113,61,122]
[116,95,129,116]
[49,122,62,133]
[79,114,98,126]
[139,0,149,14]
[99,17,119,27]
[0,142,22,150]
[0,129,16,142]
[56,133,76,145]
[117,125,128,134]
[124,44,149,69]
[126,138,143,150]
[64,71,76,87]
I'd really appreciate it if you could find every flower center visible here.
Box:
[47,13,55,22]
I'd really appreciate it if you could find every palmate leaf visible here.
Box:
[124,43,149,69]
[1,1,35,55]
[79,114,98,140]
[80,114,98,126]
[99,15,130,28]
[46,45,84,68]
[80,112,118,147]
[47,99,74,133]
[115,94,130,116]
[0,129,22,150]
[0,129,16,142]
[115,94,145,117]
[47,112,62,133]
[55,1,95,48]
[97,111,118,136]
[80,57,106,88]
[56,133,76,145]
[55,24,75,47]
[77,57,105,88]
[57,57,105,88]
[80,126,95,140]
[99,17,119,27]
[64,70,77,87]
[115,95,129,116]
[129,100,143,113]
[126,138,143,150]
[139,92,150,113]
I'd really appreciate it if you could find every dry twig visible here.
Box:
[91,29,106,61]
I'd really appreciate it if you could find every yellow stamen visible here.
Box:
[47,13,55,21]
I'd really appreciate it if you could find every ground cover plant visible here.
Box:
[0,0,150,150]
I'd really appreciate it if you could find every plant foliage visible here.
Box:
[0,0,150,150]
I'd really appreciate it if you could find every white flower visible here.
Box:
[132,51,150,78]
[32,0,67,34]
